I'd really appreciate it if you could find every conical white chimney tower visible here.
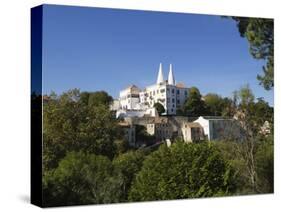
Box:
[168,64,175,85]
[156,63,164,84]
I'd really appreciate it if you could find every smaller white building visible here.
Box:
[194,116,243,141]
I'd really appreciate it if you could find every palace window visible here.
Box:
[177,99,180,104]
[160,88,165,93]
[172,98,175,103]
[172,89,175,94]
[177,90,180,94]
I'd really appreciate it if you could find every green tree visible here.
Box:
[75,104,120,158]
[237,84,255,106]
[201,93,237,117]
[235,85,273,135]
[113,150,146,201]
[255,135,274,193]
[43,152,123,206]
[43,89,121,171]
[153,102,165,115]
[135,125,155,146]
[214,136,273,195]
[214,141,254,194]
[204,93,224,116]
[230,85,273,193]
[221,97,236,118]
[114,139,130,156]
[80,90,113,107]
[183,87,208,116]
[249,98,273,127]
[231,17,274,90]
[129,142,237,201]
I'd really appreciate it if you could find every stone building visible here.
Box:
[121,116,205,146]
[146,117,173,141]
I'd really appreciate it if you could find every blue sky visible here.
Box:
[42,4,273,105]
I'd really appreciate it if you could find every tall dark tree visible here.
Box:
[153,102,165,115]
[135,125,155,146]
[231,17,274,90]
[183,87,208,116]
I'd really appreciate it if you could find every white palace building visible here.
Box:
[112,63,189,118]
[110,63,246,145]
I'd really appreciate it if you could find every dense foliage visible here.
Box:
[129,142,237,201]
[182,87,208,116]
[43,89,122,171]
[41,86,273,206]
[204,93,236,117]
[231,17,274,90]
[214,136,273,195]
[113,150,147,201]
[43,152,122,206]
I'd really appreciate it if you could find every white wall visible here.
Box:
[194,116,210,140]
